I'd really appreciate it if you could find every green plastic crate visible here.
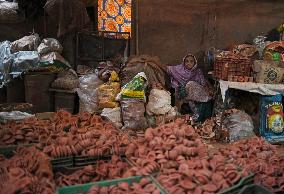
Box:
[0,144,34,158]
[73,155,112,167]
[217,173,255,194]
[57,176,167,194]
[51,156,74,168]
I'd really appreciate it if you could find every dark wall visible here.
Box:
[137,0,284,71]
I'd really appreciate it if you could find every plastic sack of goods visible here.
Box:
[98,71,120,109]
[121,100,148,130]
[223,110,255,142]
[101,107,122,128]
[37,38,63,55]
[260,94,284,143]
[116,72,148,102]
[76,72,103,113]
[51,69,79,90]
[10,34,40,53]
[146,89,172,116]
[253,60,284,84]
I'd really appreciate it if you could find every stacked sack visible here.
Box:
[146,83,179,127]
[116,72,148,130]
[98,71,120,109]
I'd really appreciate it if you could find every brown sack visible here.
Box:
[253,60,284,84]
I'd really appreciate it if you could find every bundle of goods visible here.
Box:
[118,72,149,130]
[253,60,284,84]
[55,155,131,187]
[146,84,179,127]
[86,178,161,194]
[259,94,284,143]
[233,44,258,58]
[146,88,172,116]
[121,55,166,88]
[121,100,148,131]
[222,110,255,142]
[10,34,40,53]
[97,61,121,82]
[214,51,253,81]
[98,71,120,109]
[217,137,284,192]
[101,107,122,128]
[77,73,104,113]
[263,41,284,62]
[51,69,79,90]
[37,38,63,56]
[0,146,55,194]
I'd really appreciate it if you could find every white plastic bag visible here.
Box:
[11,34,40,53]
[0,41,13,84]
[0,111,34,123]
[12,51,39,72]
[37,38,63,55]
[101,107,122,128]
[146,89,172,116]
[76,73,104,113]
[223,110,255,142]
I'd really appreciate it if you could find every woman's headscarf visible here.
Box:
[168,53,206,88]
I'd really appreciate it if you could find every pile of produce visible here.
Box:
[55,155,131,187]
[0,146,55,194]
[87,177,161,194]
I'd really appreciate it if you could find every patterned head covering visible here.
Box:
[168,53,206,88]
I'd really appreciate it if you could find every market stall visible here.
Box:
[1,1,284,193]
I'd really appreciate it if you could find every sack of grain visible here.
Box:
[253,60,284,84]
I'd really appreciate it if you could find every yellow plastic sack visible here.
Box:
[98,72,121,109]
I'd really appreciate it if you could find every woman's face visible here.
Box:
[184,56,195,69]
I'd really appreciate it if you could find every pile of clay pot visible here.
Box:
[124,118,247,193]
[55,155,131,187]
[0,110,132,158]
[87,177,161,194]
[217,137,284,192]
[0,146,55,194]
[124,118,284,193]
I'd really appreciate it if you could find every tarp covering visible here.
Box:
[219,80,284,101]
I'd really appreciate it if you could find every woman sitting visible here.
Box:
[167,53,212,120]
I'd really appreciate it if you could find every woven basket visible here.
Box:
[214,55,252,80]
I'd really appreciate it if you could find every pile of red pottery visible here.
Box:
[0,146,55,194]
[217,137,284,192]
[87,177,161,194]
[55,155,131,187]
[0,110,132,158]
[157,154,247,194]
[125,118,207,175]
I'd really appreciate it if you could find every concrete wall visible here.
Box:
[137,0,284,71]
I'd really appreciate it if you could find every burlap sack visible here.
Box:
[253,60,284,84]
[121,55,166,87]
